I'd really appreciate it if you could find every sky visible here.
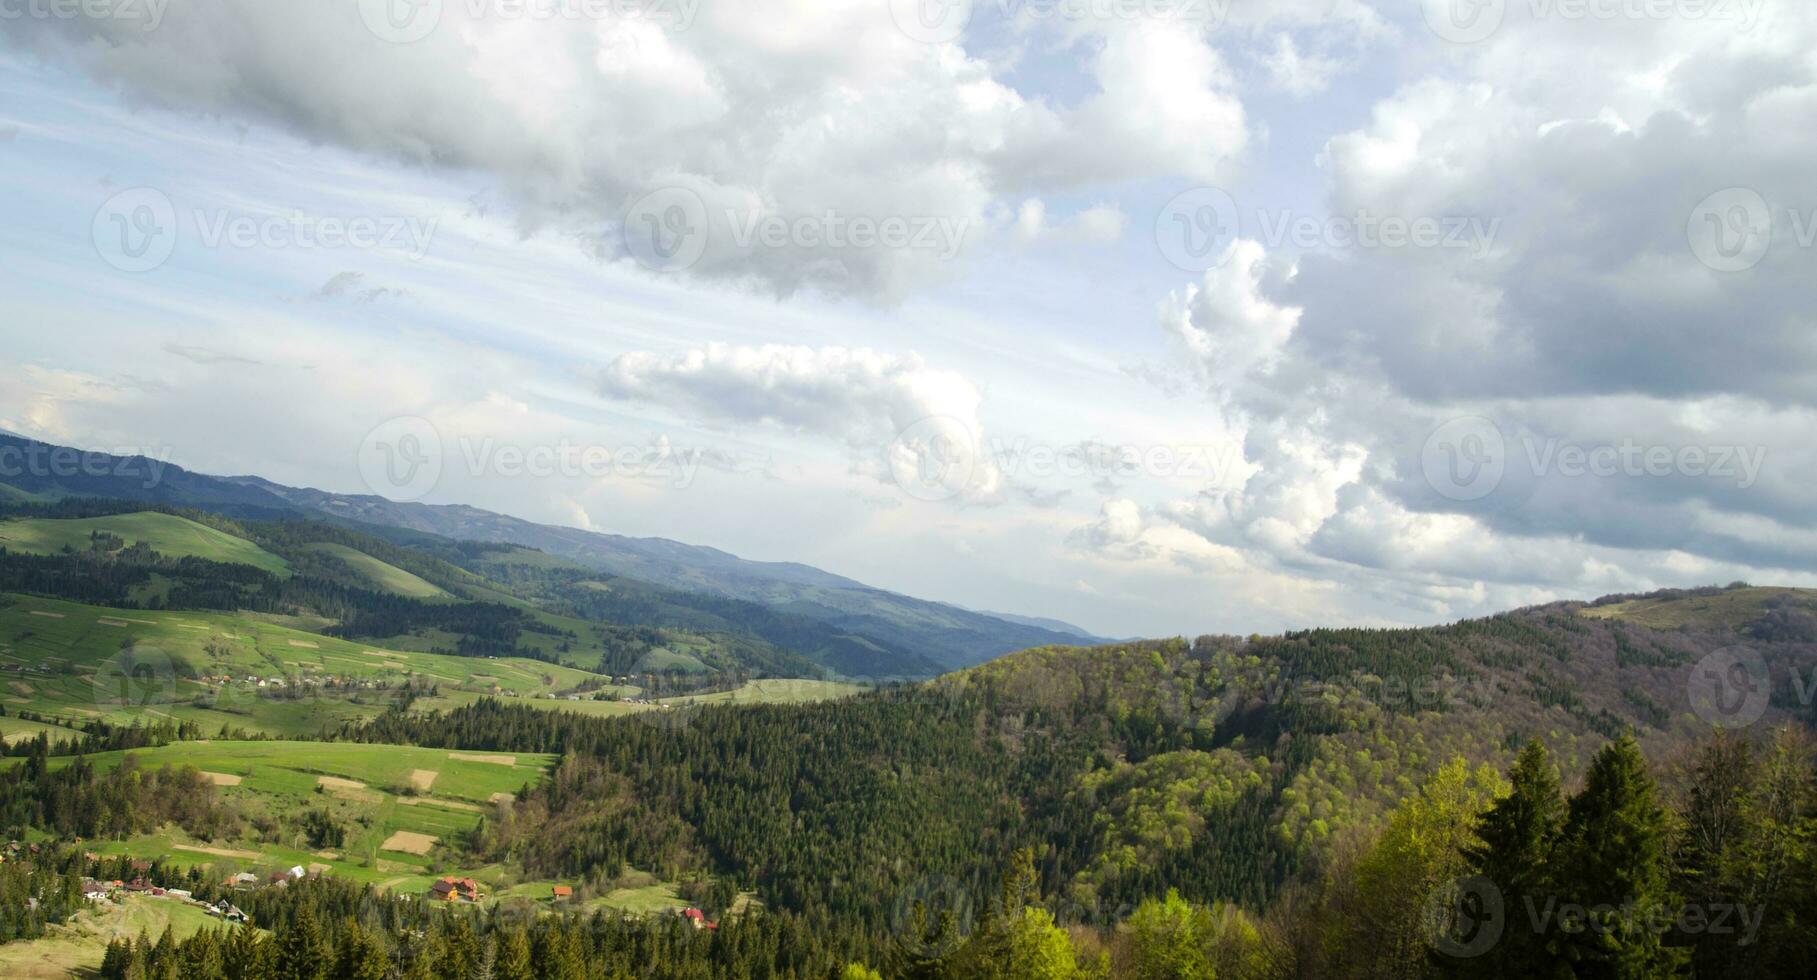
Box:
[1,0,1814,640]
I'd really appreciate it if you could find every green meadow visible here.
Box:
[0,513,292,577]
[0,593,611,735]
[303,542,449,599]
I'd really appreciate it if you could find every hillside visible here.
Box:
[0,513,291,577]
[0,434,1099,672]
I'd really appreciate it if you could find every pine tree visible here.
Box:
[1555,736,1682,979]
[1461,739,1565,978]
[494,926,533,980]
[272,906,328,980]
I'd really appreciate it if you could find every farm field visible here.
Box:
[303,542,449,599]
[0,513,292,577]
[0,894,241,979]
[0,593,610,734]
[5,740,557,896]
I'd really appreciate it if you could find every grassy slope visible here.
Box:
[6,741,557,895]
[0,895,239,979]
[303,542,448,599]
[1579,586,1817,630]
[0,513,291,577]
[0,593,610,735]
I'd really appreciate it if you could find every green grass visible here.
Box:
[0,513,291,577]
[5,740,556,896]
[0,893,243,979]
[303,542,448,599]
[0,593,613,736]
[662,678,869,706]
[1580,586,1817,631]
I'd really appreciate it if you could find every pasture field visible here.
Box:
[0,513,292,577]
[0,894,240,979]
[662,678,870,706]
[0,593,609,734]
[303,542,449,599]
[6,740,557,895]
[1579,586,1817,630]
[16,740,553,805]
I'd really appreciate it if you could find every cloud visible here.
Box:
[598,343,1005,501]
[2,1,1250,301]
[1106,3,1817,613]
[162,344,261,367]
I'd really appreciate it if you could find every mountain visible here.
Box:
[0,433,1097,671]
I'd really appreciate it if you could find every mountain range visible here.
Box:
[0,433,1100,674]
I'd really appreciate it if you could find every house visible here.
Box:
[81,880,111,901]
[430,876,483,903]
[226,872,259,888]
[551,885,573,902]
[679,908,717,931]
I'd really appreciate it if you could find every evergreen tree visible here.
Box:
[1554,736,1681,979]
[272,906,328,980]
[1460,739,1565,979]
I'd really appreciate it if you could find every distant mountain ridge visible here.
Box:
[0,433,1101,670]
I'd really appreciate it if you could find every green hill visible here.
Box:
[0,512,290,577]
[301,542,448,599]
